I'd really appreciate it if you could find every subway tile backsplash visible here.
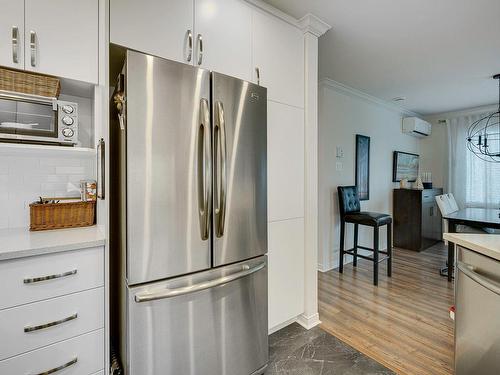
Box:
[0,153,95,229]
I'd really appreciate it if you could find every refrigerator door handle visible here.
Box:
[134,261,266,302]
[457,261,500,296]
[214,101,227,237]
[198,98,212,240]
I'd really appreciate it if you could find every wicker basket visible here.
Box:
[0,67,61,98]
[30,200,96,231]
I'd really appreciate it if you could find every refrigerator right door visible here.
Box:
[211,72,267,267]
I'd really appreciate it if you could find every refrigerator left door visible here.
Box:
[126,50,212,285]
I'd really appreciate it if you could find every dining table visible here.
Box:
[443,208,500,281]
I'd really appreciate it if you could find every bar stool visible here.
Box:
[337,186,392,286]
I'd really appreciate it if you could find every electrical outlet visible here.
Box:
[336,161,343,171]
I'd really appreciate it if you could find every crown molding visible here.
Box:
[299,13,331,37]
[424,103,498,123]
[244,0,302,29]
[319,78,420,117]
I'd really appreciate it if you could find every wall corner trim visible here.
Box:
[299,13,331,37]
[296,312,321,330]
[320,78,420,117]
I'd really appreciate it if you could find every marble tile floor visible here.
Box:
[265,323,394,375]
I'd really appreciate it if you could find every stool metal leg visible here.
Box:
[373,226,379,286]
[339,220,345,273]
[387,223,392,277]
[353,223,358,267]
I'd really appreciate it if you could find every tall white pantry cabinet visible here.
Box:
[110,0,307,331]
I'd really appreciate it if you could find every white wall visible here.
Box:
[318,80,419,271]
[419,120,447,190]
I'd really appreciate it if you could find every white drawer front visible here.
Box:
[0,287,104,360]
[0,329,104,375]
[0,247,104,310]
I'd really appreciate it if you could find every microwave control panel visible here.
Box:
[57,101,78,144]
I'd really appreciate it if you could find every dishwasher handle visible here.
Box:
[134,261,266,303]
[457,261,500,296]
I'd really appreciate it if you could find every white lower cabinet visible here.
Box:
[0,246,105,375]
[0,329,104,375]
[0,288,104,360]
[268,218,305,329]
[267,101,304,222]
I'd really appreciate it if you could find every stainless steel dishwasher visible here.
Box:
[455,245,500,374]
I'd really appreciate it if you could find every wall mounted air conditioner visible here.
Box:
[402,117,432,137]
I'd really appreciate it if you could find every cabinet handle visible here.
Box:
[29,357,78,375]
[30,30,37,67]
[24,313,78,333]
[97,138,105,200]
[12,26,19,63]
[24,269,77,284]
[196,34,203,65]
[255,67,260,85]
[186,29,193,62]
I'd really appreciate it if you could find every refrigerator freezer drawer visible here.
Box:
[455,246,500,375]
[127,256,268,375]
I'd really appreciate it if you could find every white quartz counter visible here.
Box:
[0,226,105,261]
[444,233,500,261]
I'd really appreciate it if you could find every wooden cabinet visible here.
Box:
[24,0,98,83]
[393,188,443,251]
[194,0,252,80]
[252,9,304,108]
[110,0,193,65]
[0,0,24,69]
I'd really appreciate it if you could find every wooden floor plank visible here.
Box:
[318,243,454,375]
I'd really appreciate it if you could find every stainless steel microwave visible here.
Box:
[0,90,78,145]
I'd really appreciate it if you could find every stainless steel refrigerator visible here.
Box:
[110,49,268,375]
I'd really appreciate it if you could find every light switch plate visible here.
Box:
[336,146,344,158]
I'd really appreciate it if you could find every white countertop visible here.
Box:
[0,226,105,261]
[443,233,500,261]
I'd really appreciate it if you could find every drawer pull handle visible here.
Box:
[29,357,77,375]
[23,269,77,284]
[24,313,78,333]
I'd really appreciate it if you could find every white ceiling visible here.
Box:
[263,0,500,115]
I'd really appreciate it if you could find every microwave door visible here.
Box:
[125,51,212,285]
[212,72,268,267]
[0,97,57,138]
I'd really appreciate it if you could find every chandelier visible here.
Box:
[466,74,500,162]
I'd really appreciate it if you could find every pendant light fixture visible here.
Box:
[466,74,500,162]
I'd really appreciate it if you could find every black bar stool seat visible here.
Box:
[337,186,393,286]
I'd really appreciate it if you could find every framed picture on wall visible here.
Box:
[393,151,419,182]
[355,134,370,200]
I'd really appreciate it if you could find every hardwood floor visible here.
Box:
[318,243,454,375]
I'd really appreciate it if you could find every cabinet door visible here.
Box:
[252,9,304,108]
[195,0,252,81]
[110,0,193,64]
[0,0,24,69]
[25,0,98,83]
[267,101,304,221]
[268,218,304,329]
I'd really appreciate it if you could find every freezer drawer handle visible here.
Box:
[134,261,266,302]
[457,261,500,296]
[24,269,77,284]
[29,357,77,375]
[24,313,78,333]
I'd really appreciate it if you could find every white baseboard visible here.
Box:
[296,312,321,330]
[268,316,299,335]
[318,247,387,273]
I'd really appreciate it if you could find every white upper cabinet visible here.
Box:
[252,10,304,108]
[24,0,98,84]
[0,1,24,69]
[110,0,194,65]
[195,0,252,81]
